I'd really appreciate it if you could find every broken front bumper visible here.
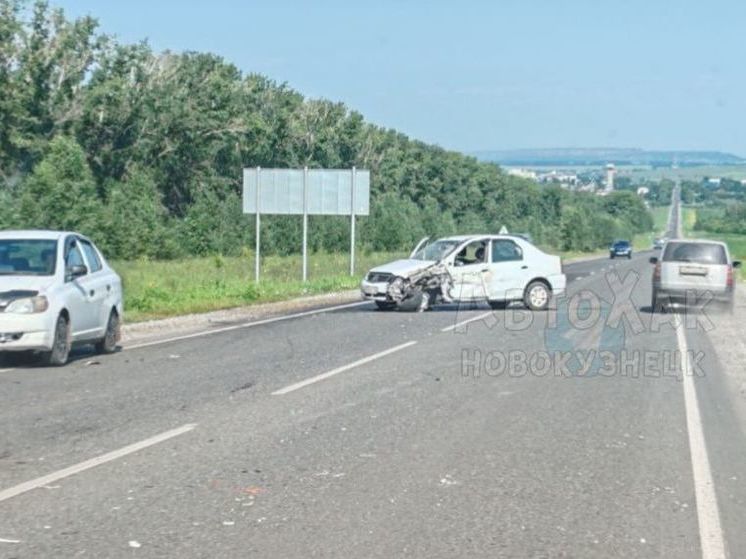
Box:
[360,279,393,302]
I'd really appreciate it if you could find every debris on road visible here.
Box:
[439,475,459,486]
[128,541,141,548]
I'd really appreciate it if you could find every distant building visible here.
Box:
[637,186,650,196]
[536,169,578,187]
[506,168,537,180]
[605,163,616,192]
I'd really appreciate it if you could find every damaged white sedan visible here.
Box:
[360,235,566,311]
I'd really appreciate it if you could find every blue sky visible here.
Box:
[54,0,746,156]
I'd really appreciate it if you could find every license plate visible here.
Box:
[363,285,381,295]
[679,265,707,276]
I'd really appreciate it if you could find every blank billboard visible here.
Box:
[243,168,370,215]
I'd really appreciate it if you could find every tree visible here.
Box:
[99,167,169,259]
[18,135,102,234]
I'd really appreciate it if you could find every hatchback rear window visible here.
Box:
[662,242,727,265]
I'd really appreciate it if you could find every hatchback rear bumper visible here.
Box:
[653,284,733,304]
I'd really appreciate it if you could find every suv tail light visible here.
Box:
[653,262,661,281]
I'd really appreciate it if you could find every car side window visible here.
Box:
[79,240,103,273]
[491,240,523,263]
[65,241,86,270]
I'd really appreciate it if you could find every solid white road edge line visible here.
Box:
[0,423,197,504]
[272,341,417,396]
[0,538,21,544]
[441,311,495,333]
[675,318,726,559]
[127,301,370,350]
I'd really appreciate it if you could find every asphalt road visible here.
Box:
[2,197,745,558]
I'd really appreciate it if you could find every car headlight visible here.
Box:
[5,296,49,314]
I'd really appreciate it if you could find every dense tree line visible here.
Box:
[0,1,652,259]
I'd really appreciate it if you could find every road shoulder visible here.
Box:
[122,289,361,346]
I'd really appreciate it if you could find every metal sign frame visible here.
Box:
[243,167,370,282]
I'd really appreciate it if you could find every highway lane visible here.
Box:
[0,253,647,489]
[1,223,744,556]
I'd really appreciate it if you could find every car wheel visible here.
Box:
[488,300,508,310]
[628,253,632,259]
[396,289,425,312]
[610,254,615,259]
[95,309,120,354]
[42,314,71,366]
[524,281,551,311]
[652,291,668,313]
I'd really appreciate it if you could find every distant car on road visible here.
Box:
[609,239,632,259]
[360,234,566,312]
[653,237,666,250]
[650,239,741,312]
[0,231,123,365]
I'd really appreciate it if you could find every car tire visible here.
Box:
[628,253,632,259]
[488,301,508,310]
[375,301,396,311]
[652,291,667,313]
[42,314,71,366]
[524,281,551,311]
[95,309,120,354]
[610,254,615,259]
[396,289,425,312]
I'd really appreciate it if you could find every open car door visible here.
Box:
[410,237,431,259]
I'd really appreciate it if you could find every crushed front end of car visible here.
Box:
[360,261,454,311]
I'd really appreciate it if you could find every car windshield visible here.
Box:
[0,239,58,276]
[412,239,462,261]
[662,242,727,265]
[613,240,630,247]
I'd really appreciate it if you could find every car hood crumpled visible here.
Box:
[368,259,437,278]
[0,276,54,296]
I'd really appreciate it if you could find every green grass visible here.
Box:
[112,251,407,322]
[682,206,746,279]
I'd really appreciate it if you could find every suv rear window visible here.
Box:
[662,242,727,265]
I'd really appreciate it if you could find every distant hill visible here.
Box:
[472,148,746,167]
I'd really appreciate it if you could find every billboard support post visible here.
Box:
[255,166,261,283]
[350,166,356,276]
[302,166,309,282]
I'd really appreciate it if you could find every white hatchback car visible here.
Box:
[650,239,741,312]
[0,230,123,365]
[360,234,566,311]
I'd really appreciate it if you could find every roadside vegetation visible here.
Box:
[115,251,408,322]
[632,205,670,251]
[684,207,746,264]
[681,174,746,281]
